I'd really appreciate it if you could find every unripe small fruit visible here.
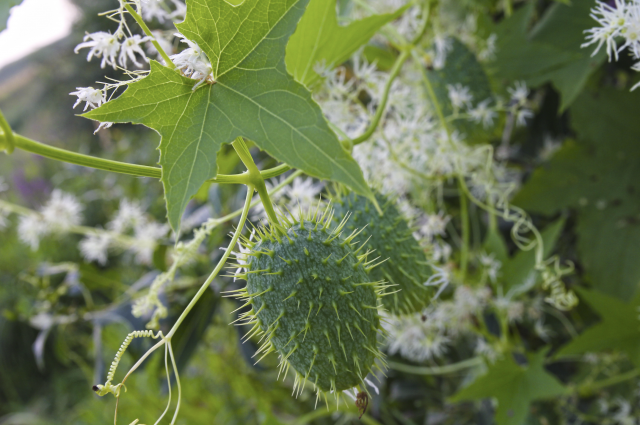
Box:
[332,191,433,315]
[227,208,386,402]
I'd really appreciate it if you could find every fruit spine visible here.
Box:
[226,206,388,405]
[332,191,433,315]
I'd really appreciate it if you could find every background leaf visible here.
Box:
[490,0,606,111]
[514,88,640,299]
[557,288,640,366]
[451,348,566,425]
[85,0,369,231]
[285,0,403,86]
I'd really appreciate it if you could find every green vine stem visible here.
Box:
[124,3,175,69]
[0,130,290,183]
[458,179,470,280]
[0,108,15,153]
[388,357,483,375]
[231,137,283,228]
[350,49,411,147]
[114,186,254,418]
[577,368,640,397]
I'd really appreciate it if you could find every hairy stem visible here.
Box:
[124,4,175,68]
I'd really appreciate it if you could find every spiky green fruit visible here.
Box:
[229,209,386,399]
[332,192,433,315]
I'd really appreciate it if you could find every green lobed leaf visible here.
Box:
[285,0,403,86]
[85,0,370,231]
[426,38,494,143]
[490,0,606,111]
[514,88,640,299]
[557,288,640,366]
[451,348,566,425]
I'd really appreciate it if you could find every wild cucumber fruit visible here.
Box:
[227,207,387,403]
[332,191,433,315]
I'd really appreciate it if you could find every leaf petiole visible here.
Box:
[2,131,290,183]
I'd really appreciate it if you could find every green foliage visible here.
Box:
[557,288,640,365]
[491,0,606,111]
[332,191,432,314]
[427,38,494,142]
[496,218,565,296]
[285,0,403,87]
[451,349,567,425]
[0,0,22,32]
[233,212,383,393]
[85,0,370,232]
[514,88,640,299]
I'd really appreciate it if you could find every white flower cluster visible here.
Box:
[69,0,195,130]
[584,0,640,90]
[8,192,168,266]
[385,285,549,363]
[18,190,83,250]
[79,199,169,266]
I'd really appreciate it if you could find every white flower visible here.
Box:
[108,199,146,234]
[283,177,324,211]
[478,33,497,61]
[432,35,452,69]
[479,252,501,283]
[454,285,490,315]
[229,230,254,281]
[171,33,213,88]
[612,397,633,425]
[447,84,473,110]
[386,314,450,362]
[508,81,529,106]
[141,0,171,23]
[70,87,106,111]
[169,0,187,20]
[469,99,497,128]
[582,0,627,61]
[74,32,120,69]
[131,221,169,265]
[18,214,48,250]
[430,241,452,263]
[475,337,498,362]
[516,108,533,127]
[534,319,554,341]
[146,30,174,61]
[79,233,112,265]
[425,265,451,299]
[620,3,640,58]
[40,190,83,232]
[415,211,450,240]
[494,296,524,323]
[118,35,151,68]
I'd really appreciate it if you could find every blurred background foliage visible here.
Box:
[1,0,640,424]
